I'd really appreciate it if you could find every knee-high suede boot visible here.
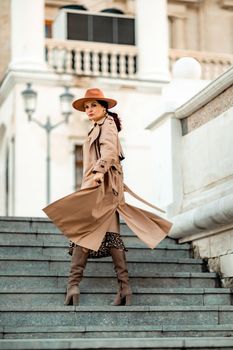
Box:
[64,246,89,306]
[110,247,132,306]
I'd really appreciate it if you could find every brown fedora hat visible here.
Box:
[72,88,117,112]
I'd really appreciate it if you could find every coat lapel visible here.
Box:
[89,124,100,149]
[89,117,107,149]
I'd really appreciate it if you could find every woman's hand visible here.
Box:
[93,172,104,185]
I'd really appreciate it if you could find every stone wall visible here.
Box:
[167,0,233,53]
[182,84,233,135]
[192,228,233,287]
[45,0,134,21]
[169,67,233,284]
[182,94,233,212]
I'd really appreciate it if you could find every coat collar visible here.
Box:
[95,115,107,125]
[88,116,108,147]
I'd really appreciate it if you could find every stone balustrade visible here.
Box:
[169,49,233,80]
[45,39,137,79]
[45,39,233,81]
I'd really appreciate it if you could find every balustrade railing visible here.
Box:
[45,39,137,79]
[169,49,233,80]
[45,39,233,80]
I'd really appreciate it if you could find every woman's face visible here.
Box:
[84,100,106,122]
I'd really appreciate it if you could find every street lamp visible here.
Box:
[21,83,74,204]
[60,86,75,123]
[21,83,37,121]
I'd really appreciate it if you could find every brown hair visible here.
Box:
[97,100,122,132]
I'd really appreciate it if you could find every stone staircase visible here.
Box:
[0,216,233,350]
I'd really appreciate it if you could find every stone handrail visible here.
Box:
[45,38,138,79]
[169,192,233,240]
[169,48,233,80]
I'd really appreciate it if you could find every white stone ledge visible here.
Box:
[175,66,233,119]
[0,69,74,108]
[169,192,233,239]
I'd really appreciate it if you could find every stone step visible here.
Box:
[0,232,184,250]
[2,324,233,339]
[0,288,231,307]
[0,271,219,289]
[0,255,205,274]
[1,305,233,327]
[0,216,177,244]
[0,243,192,259]
[1,337,233,349]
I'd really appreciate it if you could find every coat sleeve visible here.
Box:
[92,117,118,174]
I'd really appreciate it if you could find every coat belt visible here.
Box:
[123,183,165,213]
[107,162,165,213]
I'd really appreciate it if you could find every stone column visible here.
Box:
[173,17,186,49]
[10,0,46,71]
[135,0,170,81]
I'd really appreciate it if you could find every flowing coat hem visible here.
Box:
[42,183,173,251]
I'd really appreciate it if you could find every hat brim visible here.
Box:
[72,97,117,112]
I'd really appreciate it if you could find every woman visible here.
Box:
[42,88,173,307]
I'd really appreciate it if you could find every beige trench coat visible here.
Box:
[42,115,173,251]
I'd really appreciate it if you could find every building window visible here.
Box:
[74,145,83,190]
[45,19,53,38]
[66,10,135,45]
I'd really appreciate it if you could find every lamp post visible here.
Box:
[22,83,74,204]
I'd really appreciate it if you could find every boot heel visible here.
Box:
[64,296,70,305]
[72,294,80,306]
[120,294,132,306]
[125,294,132,306]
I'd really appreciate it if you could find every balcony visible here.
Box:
[45,38,233,80]
[45,39,137,79]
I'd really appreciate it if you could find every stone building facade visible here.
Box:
[1,0,233,81]
[0,0,233,283]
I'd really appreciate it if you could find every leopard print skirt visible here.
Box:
[68,232,127,259]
